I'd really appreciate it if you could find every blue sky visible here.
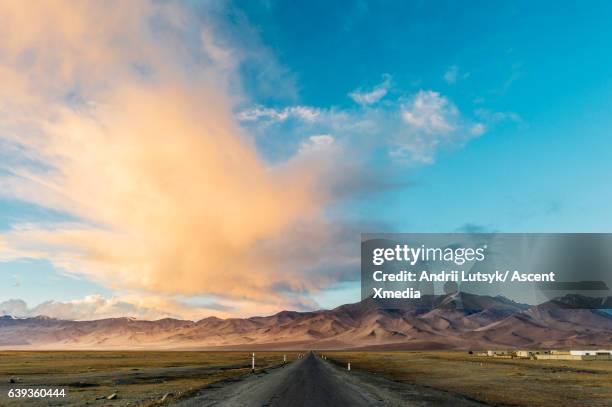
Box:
[1,0,611,319]
[235,0,612,232]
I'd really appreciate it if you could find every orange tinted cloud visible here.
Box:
[0,1,338,311]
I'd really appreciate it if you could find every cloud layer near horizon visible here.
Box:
[0,294,301,321]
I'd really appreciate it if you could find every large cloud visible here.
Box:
[0,1,349,311]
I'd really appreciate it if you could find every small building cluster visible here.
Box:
[477,349,612,360]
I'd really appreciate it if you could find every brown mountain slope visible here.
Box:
[466,295,612,349]
[0,294,610,350]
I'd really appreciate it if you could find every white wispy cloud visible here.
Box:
[443,65,469,85]
[401,90,457,133]
[238,105,321,122]
[242,87,487,166]
[394,90,482,163]
[297,134,336,155]
[348,74,392,105]
[475,108,522,124]
[444,65,459,84]
[470,123,487,136]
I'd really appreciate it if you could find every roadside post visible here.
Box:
[252,352,255,373]
[283,354,286,364]
[348,362,351,371]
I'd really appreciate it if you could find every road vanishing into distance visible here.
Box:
[171,352,488,407]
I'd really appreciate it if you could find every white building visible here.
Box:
[570,350,612,356]
[536,350,612,361]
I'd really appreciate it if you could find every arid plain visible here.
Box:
[1,350,611,406]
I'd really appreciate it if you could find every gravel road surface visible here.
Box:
[171,352,488,406]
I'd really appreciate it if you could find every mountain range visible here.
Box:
[1,293,611,350]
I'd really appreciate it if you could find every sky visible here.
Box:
[1,0,612,320]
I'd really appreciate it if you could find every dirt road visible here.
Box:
[171,352,487,406]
